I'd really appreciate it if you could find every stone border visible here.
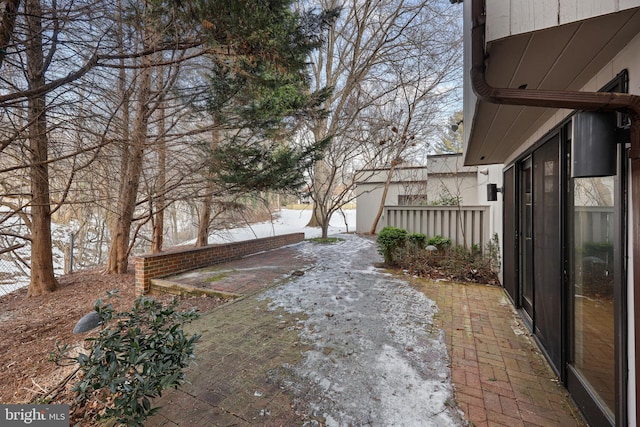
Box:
[134,233,305,294]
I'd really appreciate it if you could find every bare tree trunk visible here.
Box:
[25,0,58,296]
[369,163,397,234]
[196,127,221,247]
[0,0,20,70]
[150,69,166,253]
[321,218,330,239]
[306,159,325,227]
[107,53,151,273]
[307,122,332,228]
[196,190,212,247]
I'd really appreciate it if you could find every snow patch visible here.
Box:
[261,234,465,426]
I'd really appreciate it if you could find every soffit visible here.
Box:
[466,7,640,165]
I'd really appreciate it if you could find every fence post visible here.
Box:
[68,233,74,273]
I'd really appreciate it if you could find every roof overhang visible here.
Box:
[465,6,640,165]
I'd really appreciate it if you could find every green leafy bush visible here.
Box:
[407,233,426,249]
[426,235,451,250]
[377,226,408,265]
[55,294,200,426]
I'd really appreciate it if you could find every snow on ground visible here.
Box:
[0,220,69,295]
[260,234,466,427]
[201,208,355,244]
[1,208,353,295]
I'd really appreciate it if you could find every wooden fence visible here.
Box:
[384,205,491,249]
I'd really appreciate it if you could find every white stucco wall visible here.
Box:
[355,167,430,234]
[355,155,502,235]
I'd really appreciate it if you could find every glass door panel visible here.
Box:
[520,158,533,320]
[570,175,615,417]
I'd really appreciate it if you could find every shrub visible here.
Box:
[377,226,408,265]
[426,235,451,250]
[55,293,200,426]
[392,239,500,285]
[407,233,426,249]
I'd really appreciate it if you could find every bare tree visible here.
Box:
[432,110,464,154]
[23,0,58,295]
[302,0,462,238]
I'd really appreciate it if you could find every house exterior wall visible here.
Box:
[355,167,430,234]
[501,56,639,427]
[485,0,640,41]
[492,51,639,400]
[462,1,640,158]
[355,155,486,234]
[462,1,640,423]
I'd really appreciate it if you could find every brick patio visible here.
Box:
[416,280,586,427]
[148,238,589,426]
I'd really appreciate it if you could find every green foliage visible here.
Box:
[178,1,339,74]
[393,242,500,285]
[582,241,613,262]
[56,294,200,426]
[407,233,426,249]
[213,136,329,194]
[186,2,338,197]
[427,235,451,250]
[387,234,502,285]
[192,1,338,134]
[377,226,408,265]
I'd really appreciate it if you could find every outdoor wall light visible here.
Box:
[451,119,463,132]
[571,111,617,178]
[487,183,503,201]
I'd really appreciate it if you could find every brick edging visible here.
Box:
[134,233,305,294]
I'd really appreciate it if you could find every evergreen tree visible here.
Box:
[187,1,338,194]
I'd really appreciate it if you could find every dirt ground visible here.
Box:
[0,268,226,405]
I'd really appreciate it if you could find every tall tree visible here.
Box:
[303,0,462,237]
[186,2,336,246]
[24,0,57,296]
[0,0,20,70]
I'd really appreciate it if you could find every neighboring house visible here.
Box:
[461,1,640,425]
[355,153,502,234]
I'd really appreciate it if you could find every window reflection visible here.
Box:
[572,176,615,417]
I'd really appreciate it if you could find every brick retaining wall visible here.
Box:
[135,233,305,294]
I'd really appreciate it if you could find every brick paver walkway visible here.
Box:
[151,239,587,426]
[416,280,586,427]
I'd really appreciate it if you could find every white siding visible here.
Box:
[486,0,640,41]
